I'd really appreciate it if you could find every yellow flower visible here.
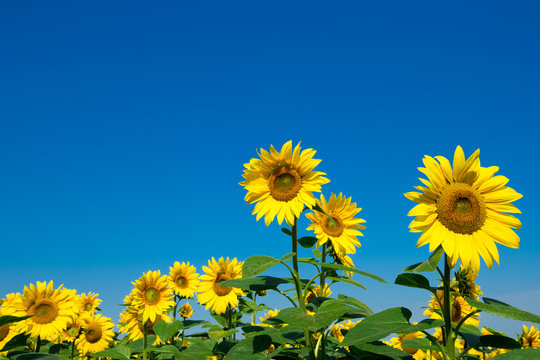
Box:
[424,290,479,327]
[0,295,21,354]
[198,257,244,315]
[119,306,171,344]
[453,266,483,299]
[62,315,82,342]
[257,309,280,327]
[168,262,200,298]
[388,324,425,356]
[405,146,522,272]
[305,284,332,304]
[10,281,77,339]
[240,140,329,226]
[331,320,359,343]
[78,292,102,315]
[130,270,175,323]
[179,303,194,319]
[519,325,540,349]
[306,193,365,255]
[76,313,115,355]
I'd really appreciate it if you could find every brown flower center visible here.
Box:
[0,324,10,341]
[213,273,233,296]
[29,300,59,324]
[84,303,92,311]
[320,215,344,237]
[437,183,486,234]
[85,323,102,344]
[67,326,80,338]
[268,167,302,202]
[144,287,161,304]
[451,300,462,323]
[176,276,188,288]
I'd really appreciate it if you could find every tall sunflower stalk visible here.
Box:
[405,146,522,360]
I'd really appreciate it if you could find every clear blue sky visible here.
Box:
[1,1,539,336]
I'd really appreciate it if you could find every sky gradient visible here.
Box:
[1,1,539,336]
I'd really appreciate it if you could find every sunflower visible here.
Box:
[330,246,356,277]
[388,324,425,357]
[453,266,483,299]
[0,295,21,354]
[405,146,522,272]
[240,140,330,226]
[424,290,479,327]
[519,325,540,349]
[10,281,77,339]
[168,262,200,298]
[119,306,171,344]
[78,292,101,315]
[198,257,244,315]
[130,270,175,323]
[331,320,360,343]
[62,315,83,342]
[179,302,194,319]
[257,309,280,327]
[305,284,332,304]
[76,313,114,355]
[306,193,365,255]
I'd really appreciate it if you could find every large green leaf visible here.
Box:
[224,335,272,360]
[91,345,131,360]
[466,298,540,323]
[243,256,280,278]
[402,338,440,352]
[298,236,317,248]
[297,259,387,283]
[342,307,443,346]
[402,246,444,273]
[153,319,183,342]
[274,300,350,332]
[337,294,373,316]
[126,336,157,353]
[327,276,367,291]
[178,339,216,360]
[491,349,540,359]
[219,276,288,291]
[147,344,182,359]
[478,335,521,349]
[394,273,435,292]
[208,329,238,341]
[350,341,411,360]
[0,315,31,327]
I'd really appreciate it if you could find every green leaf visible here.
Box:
[12,355,66,360]
[327,276,367,291]
[297,259,387,284]
[91,345,131,360]
[178,339,216,360]
[219,276,289,291]
[0,315,32,327]
[351,341,411,360]
[337,294,373,316]
[280,253,295,261]
[281,228,292,236]
[395,273,434,292]
[153,319,184,342]
[147,344,182,359]
[127,336,157,353]
[465,298,540,323]
[478,335,521,349]
[224,335,271,360]
[403,246,444,273]
[490,349,540,359]
[208,329,238,341]
[402,338,440,352]
[183,319,213,329]
[342,307,443,346]
[298,236,317,248]
[243,255,280,278]
[312,249,322,258]
[274,300,350,332]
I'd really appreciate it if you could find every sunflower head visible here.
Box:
[76,313,115,355]
[405,146,522,272]
[240,141,330,226]
[168,262,200,298]
[257,309,281,328]
[388,324,424,355]
[454,266,483,299]
[198,257,244,315]
[519,325,540,349]
[424,290,480,327]
[179,302,194,319]
[78,292,102,315]
[131,270,175,323]
[306,193,365,255]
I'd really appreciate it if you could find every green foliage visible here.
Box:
[242,255,281,278]
[394,273,435,293]
[152,319,183,342]
[92,344,132,360]
[402,246,444,273]
[219,276,289,292]
[490,349,540,359]
[297,259,387,283]
[466,298,540,323]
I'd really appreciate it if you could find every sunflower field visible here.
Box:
[1,141,539,360]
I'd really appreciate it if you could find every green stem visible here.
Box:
[291,217,314,358]
[443,255,455,360]
[35,337,41,352]
[252,293,258,325]
[172,295,179,322]
[319,244,327,360]
[70,340,75,360]
[143,320,148,360]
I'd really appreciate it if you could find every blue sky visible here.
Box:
[1,1,539,336]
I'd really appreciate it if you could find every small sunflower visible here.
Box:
[424,290,480,327]
[388,324,425,357]
[305,284,332,304]
[257,309,280,327]
[198,257,244,315]
[331,320,360,344]
[306,193,365,255]
[168,262,200,298]
[78,293,101,315]
[0,295,20,353]
[240,140,330,226]
[179,303,194,319]
[76,313,114,355]
[119,307,170,344]
[62,315,83,342]
[519,325,540,349]
[11,281,77,339]
[405,146,522,272]
[131,270,175,323]
[453,266,483,299]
